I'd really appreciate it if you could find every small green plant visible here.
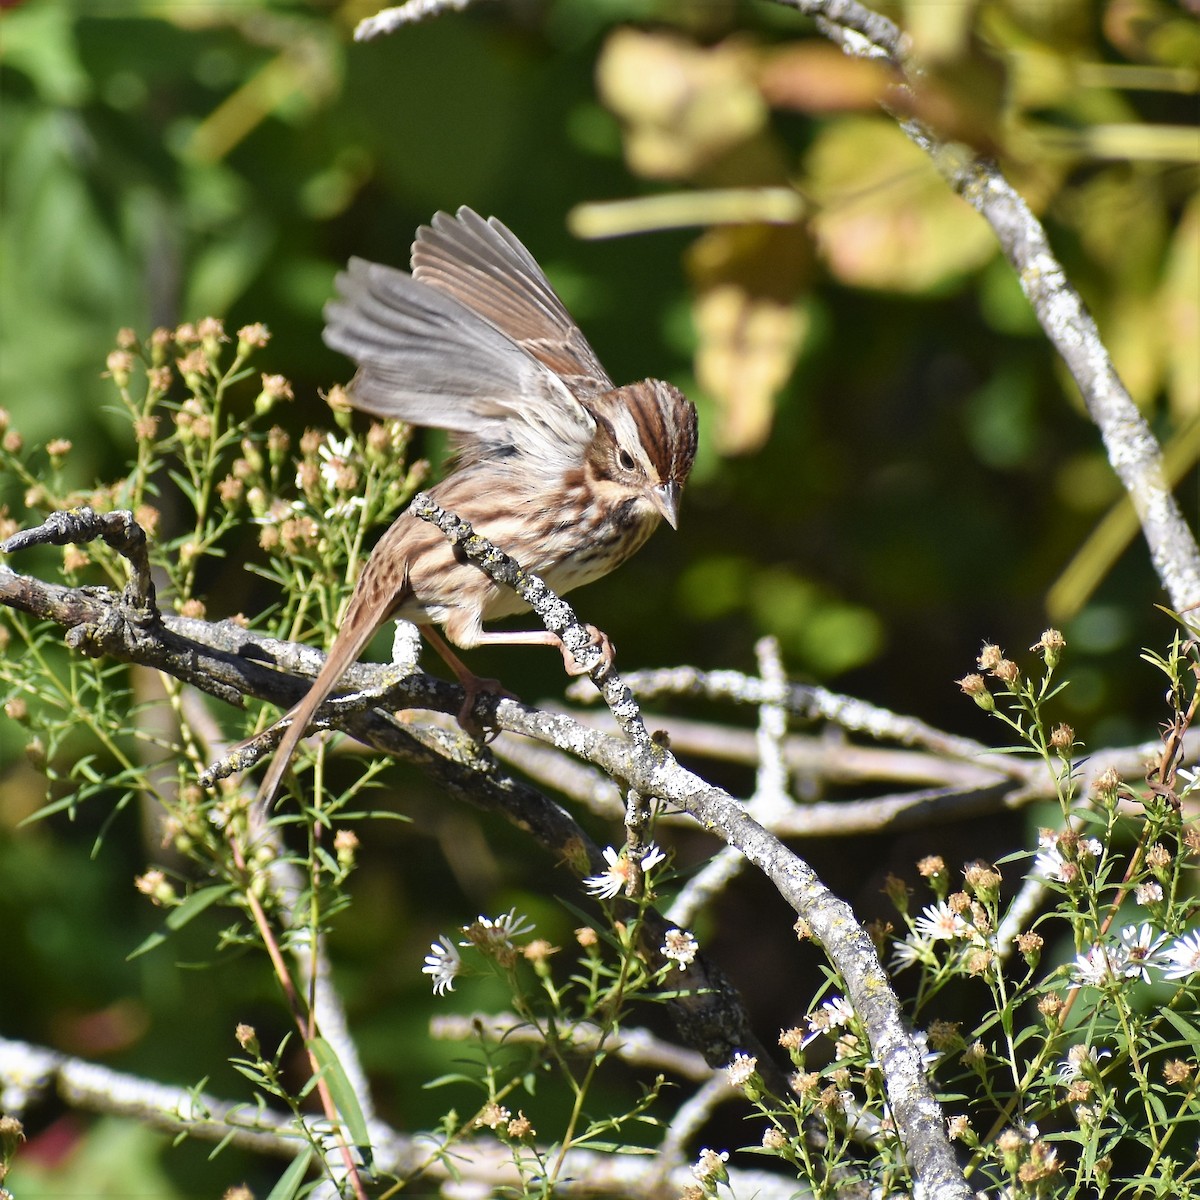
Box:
[719,631,1200,1199]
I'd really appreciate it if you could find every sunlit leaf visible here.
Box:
[804,116,997,292]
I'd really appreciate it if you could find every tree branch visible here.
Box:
[411,492,973,1200]
[774,0,1200,612]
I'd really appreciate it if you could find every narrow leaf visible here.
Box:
[309,1036,372,1156]
[166,884,234,931]
[265,1148,313,1200]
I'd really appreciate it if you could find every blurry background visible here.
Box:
[1,0,1197,1193]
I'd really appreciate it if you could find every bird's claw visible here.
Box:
[561,624,614,677]
[457,673,517,739]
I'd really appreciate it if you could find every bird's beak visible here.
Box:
[651,481,682,529]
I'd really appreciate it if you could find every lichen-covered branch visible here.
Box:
[411,492,973,1200]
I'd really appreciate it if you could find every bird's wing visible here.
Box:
[323,256,596,469]
[411,206,615,398]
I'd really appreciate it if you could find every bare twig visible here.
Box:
[1,506,157,613]
[571,666,993,761]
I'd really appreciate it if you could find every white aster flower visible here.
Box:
[1175,765,1197,800]
[1034,832,1102,882]
[889,933,928,972]
[912,1030,941,1070]
[914,901,969,941]
[1056,1044,1111,1083]
[460,907,534,952]
[1163,929,1200,981]
[1033,841,1067,882]
[726,1052,757,1089]
[1135,881,1164,905]
[1071,943,1129,987]
[583,843,666,899]
[324,495,365,519]
[1119,922,1170,982]
[691,1148,729,1183]
[422,935,461,996]
[584,846,628,899]
[317,435,354,488]
[640,842,667,871]
[661,927,698,969]
[801,995,855,1048]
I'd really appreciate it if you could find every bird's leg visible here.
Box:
[421,625,516,730]
[422,623,615,730]
[467,626,615,676]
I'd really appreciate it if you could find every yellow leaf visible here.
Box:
[805,116,996,292]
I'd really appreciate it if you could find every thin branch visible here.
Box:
[750,635,792,822]
[0,1036,298,1159]
[352,0,482,42]
[774,0,1200,613]
[571,667,994,761]
[1,506,157,612]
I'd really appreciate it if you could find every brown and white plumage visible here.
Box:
[257,207,697,808]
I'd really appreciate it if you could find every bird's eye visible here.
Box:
[617,449,636,471]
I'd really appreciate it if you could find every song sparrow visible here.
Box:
[257,206,698,806]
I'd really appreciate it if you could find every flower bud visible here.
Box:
[197,316,226,358]
[883,872,910,912]
[134,869,177,906]
[1049,723,1074,754]
[1017,930,1043,967]
[1032,628,1065,670]
[977,643,1003,672]
[255,373,294,416]
[217,475,245,509]
[334,828,359,869]
[149,327,174,365]
[0,1114,25,1160]
[957,673,994,711]
[993,659,1019,686]
[46,438,72,469]
[236,322,270,355]
[266,425,290,466]
[105,350,134,388]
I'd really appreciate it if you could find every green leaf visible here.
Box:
[127,885,234,960]
[166,883,235,931]
[309,1036,372,1156]
[126,930,168,961]
[1160,1008,1200,1044]
[265,1148,314,1200]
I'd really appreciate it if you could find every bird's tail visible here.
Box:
[255,592,390,811]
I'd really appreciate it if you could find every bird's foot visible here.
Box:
[559,624,614,677]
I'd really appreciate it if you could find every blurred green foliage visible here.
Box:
[0,0,1197,1191]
